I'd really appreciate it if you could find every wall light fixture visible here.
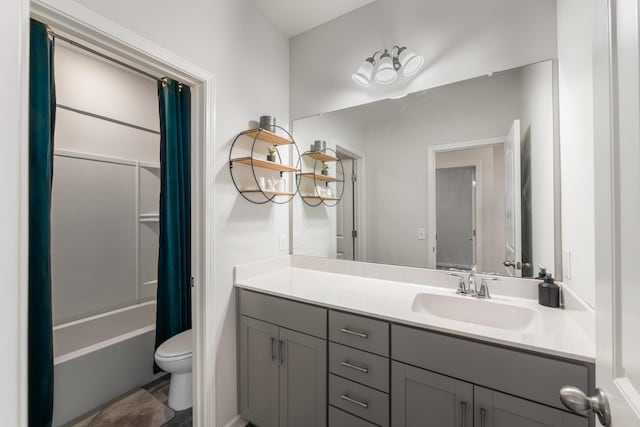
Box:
[352,45,424,87]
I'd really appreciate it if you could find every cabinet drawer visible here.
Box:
[329,342,389,392]
[239,289,327,338]
[329,310,389,356]
[392,324,593,411]
[329,406,379,427]
[329,374,389,427]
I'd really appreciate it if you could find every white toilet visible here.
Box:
[154,329,193,411]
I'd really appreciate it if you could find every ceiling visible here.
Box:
[248,0,377,37]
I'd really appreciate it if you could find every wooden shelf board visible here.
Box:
[301,195,340,201]
[241,190,295,196]
[303,151,339,162]
[298,172,339,182]
[241,129,293,146]
[231,157,300,173]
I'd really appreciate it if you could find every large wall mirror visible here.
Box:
[292,60,561,279]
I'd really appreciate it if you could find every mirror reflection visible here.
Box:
[292,60,560,278]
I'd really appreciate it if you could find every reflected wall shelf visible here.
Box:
[229,125,301,205]
[296,148,345,207]
[303,151,339,162]
[230,156,300,173]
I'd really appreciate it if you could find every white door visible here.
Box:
[503,120,522,277]
[562,0,640,425]
[336,157,355,260]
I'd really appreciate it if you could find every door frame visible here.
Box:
[593,0,640,420]
[427,136,505,269]
[26,1,217,426]
[335,143,366,262]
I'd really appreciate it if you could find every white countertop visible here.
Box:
[235,260,596,364]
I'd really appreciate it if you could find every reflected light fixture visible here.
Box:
[352,45,424,87]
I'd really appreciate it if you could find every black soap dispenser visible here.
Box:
[538,272,561,308]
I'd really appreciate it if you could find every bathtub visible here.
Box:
[53,301,158,426]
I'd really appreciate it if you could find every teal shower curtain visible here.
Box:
[29,19,56,427]
[155,78,192,356]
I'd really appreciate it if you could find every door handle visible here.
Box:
[270,337,276,361]
[279,340,285,366]
[503,260,521,269]
[460,401,467,427]
[560,386,611,426]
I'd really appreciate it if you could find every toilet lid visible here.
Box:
[157,329,192,358]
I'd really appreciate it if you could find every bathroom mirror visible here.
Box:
[291,60,561,279]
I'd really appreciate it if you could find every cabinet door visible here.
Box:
[239,316,279,427]
[392,361,473,427]
[474,386,589,427]
[279,327,327,427]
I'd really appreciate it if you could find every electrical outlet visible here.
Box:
[563,251,571,280]
[279,233,287,251]
[417,228,426,240]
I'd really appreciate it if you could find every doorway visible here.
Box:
[336,149,357,260]
[435,166,476,270]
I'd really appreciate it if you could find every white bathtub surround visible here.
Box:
[52,302,157,426]
[235,255,595,363]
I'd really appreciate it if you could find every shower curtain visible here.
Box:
[155,78,192,357]
[29,19,56,427]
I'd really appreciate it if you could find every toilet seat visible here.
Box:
[156,329,192,360]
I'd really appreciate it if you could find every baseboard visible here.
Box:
[222,414,246,427]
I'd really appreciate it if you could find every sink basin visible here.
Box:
[411,293,538,331]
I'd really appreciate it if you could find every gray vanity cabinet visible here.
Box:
[391,361,474,427]
[238,289,328,427]
[239,316,280,427]
[473,386,588,427]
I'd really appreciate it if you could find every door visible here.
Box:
[503,119,522,277]
[337,155,356,260]
[584,0,640,424]
[279,328,327,427]
[391,361,473,427]
[239,316,279,427]
[474,386,587,427]
[436,166,476,270]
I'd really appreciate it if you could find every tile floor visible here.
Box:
[71,374,192,427]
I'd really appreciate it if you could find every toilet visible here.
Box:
[154,329,193,411]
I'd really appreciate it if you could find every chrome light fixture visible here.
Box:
[352,45,424,87]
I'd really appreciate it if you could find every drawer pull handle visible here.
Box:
[270,337,276,361]
[340,328,369,339]
[480,408,487,427]
[341,360,369,374]
[341,394,369,409]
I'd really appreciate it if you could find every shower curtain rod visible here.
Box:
[48,28,162,83]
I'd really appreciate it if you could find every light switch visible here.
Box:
[417,228,426,240]
[279,233,287,251]
[563,251,571,280]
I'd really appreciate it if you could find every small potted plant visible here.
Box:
[321,162,329,176]
[267,146,277,162]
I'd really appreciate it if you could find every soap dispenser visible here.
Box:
[538,273,561,308]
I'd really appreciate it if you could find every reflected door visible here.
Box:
[436,166,475,270]
[336,157,355,260]
[504,120,522,277]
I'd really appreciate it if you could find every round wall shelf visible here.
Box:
[296,147,344,207]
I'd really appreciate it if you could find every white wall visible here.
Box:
[290,0,557,119]
[557,0,596,307]
[0,0,28,424]
[520,60,557,277]
[60,0,291,424]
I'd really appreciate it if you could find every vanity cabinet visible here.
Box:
[238,290,327,427]
[237,288,594,427]
[391,361,473,427]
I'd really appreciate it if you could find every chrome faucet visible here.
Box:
[448,266,500,298]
